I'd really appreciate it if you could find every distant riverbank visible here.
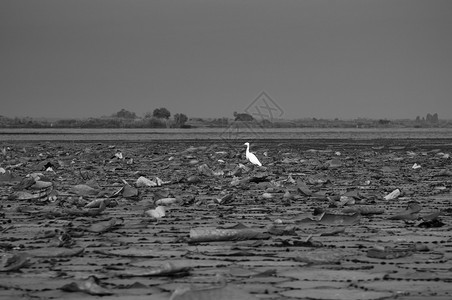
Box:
[1,127,452,142]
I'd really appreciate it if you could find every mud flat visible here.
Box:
[1,139,452,299]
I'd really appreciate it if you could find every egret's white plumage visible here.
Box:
[244,142,262,166]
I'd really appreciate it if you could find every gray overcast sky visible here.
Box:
[1,0,452,120]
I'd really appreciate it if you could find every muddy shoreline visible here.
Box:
[1,139,452,299]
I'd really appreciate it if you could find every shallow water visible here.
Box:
[1,127,452,141]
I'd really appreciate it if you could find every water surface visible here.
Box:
[1,127,451,141]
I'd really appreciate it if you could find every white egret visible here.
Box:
[244,142,262,166]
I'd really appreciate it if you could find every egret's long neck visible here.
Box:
[246,144,250,154]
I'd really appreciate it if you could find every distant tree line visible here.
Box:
[1,111,451,129]
[0,107,189,129]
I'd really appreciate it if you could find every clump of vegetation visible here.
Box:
[112,109,137,119]
[233,111,254,122]
[150,108,171,120]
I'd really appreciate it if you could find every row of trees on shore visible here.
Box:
[0,110,449,129]
[109,108,188,128]
[0,108,188,129]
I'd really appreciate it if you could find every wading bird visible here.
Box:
[244,142,262,166]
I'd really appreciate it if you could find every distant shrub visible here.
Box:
[145,117,166,128]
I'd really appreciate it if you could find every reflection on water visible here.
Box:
[1,127,452,141]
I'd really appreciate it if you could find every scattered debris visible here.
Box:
[1,139,451,299]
